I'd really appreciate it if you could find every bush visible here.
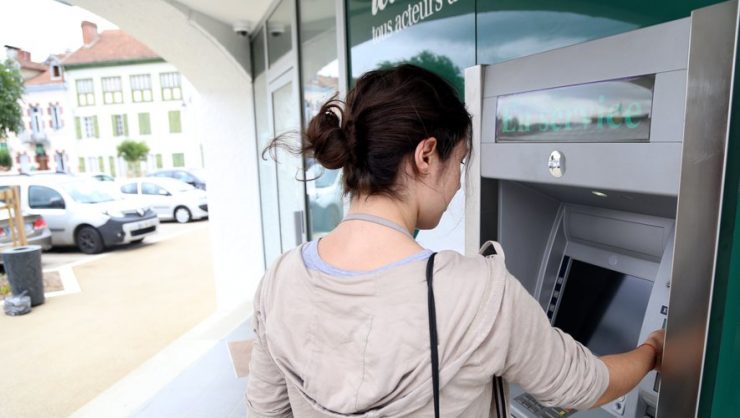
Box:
[0,148,12,169]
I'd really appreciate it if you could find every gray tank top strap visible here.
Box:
[341,213,414,239]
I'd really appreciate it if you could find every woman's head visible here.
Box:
[288,64,471,228]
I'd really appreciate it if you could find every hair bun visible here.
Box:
[305,100,350,170]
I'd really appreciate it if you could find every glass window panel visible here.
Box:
[272,81,304,252]
[300,0,342,238]
[267,0,293,66]
[254,70,281,266]
[251,29,266,78]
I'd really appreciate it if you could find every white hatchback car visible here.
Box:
[119,177,208,223]
[0,174,159,254]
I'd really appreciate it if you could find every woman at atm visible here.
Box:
[247,64,665,417]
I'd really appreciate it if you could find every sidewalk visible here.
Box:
[0,224,217,418]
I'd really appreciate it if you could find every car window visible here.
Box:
[62,181,116,204]
[154,172,170,178]
[174,171,194,182]
[29,185,65,209]
[142,182,168,196]
[121,183,138,194]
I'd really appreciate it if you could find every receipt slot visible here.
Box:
[464,2,737,418]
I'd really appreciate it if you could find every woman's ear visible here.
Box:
[414,137,438,174]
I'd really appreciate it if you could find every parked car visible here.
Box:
[0,175,159,254]
[147,168,207,191]
[119,177,208,223]
[0,208,52,259]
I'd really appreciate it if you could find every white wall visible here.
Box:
[70,0,264,310]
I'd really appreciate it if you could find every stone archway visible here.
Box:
[69,0,265,308]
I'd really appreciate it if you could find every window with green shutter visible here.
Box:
[172,153,185,167]
[75,117,82,139]
[139,113,151,135]
[168,110,182,133]
[93,116,99,138]
[109,156,116,177]
[79,157,86,172]
[156,153,163,168]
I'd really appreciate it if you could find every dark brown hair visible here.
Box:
[266,64,472,198]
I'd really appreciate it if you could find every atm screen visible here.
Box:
[553,259,653,356]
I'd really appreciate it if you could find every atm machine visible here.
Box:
[464,2,737,418]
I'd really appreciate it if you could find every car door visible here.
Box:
[27,185,68,243]
[141,182,172,218]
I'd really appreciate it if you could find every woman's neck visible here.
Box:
[348,194,417,236]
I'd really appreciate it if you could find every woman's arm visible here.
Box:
[592,329,664,407]
[246,282,292,418]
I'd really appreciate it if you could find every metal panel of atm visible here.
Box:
[464,2,737,418]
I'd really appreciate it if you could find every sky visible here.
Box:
[0,0,118,61]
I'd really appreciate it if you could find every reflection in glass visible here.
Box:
[496,76,655,142]
[267,0,293,67]
[300,0,343,239]
[272,81,305,251]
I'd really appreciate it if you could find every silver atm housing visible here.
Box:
[464,2,737,418]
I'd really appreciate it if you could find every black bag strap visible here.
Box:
[425,253,440,418]
[426,251,507,418]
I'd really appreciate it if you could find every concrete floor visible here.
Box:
[130,319,253,418]
[0,223,217,418]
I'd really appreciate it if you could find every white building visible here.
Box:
[62,21,202,178]
[4,46,74,173]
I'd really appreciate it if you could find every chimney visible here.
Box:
[17,49,30,62]
[81,21,99,45]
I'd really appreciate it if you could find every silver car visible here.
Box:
[119,177,208,223]
[0,174,159,254]
[0,209,53,257]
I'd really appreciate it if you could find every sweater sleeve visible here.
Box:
[246,280,293,418]
[486,260,610,410]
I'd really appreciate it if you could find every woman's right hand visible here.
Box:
[641,329,665,371]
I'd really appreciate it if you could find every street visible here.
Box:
[0,220,217,418]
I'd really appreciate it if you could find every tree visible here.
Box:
[0,59,24,140]
[117,140,150,176]
[377,51,465,98]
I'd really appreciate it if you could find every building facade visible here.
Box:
[4,46,74,173]
[62,22,201,178]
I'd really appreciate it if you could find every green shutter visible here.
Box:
[139,113,151,135]
[109,156,116,177]
[75,117,82,139]
[93,116,99,138]
[123,114,129,136]
[172,153,185,167]
[156,153,163,168]
[168,110,181,133]
[98,156,104,172]
[111,115,117,136]
[79,157,85,172]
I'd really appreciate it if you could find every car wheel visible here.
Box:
[76,226,105,254]
[174,206,192,224]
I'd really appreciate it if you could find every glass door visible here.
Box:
[268,69,306,254]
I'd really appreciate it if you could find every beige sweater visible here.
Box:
[247,243,609,417]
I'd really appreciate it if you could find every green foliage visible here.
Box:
[0,60,24,139]
[116,140,150,163]
[0,148,13,168]
[377,51,465,98]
